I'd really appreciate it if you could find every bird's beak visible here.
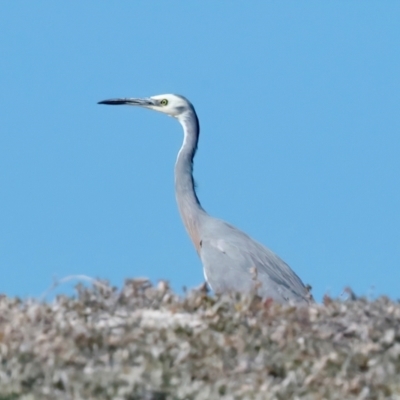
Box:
[97,97,155,107]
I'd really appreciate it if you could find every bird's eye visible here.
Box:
[160,99,168,106]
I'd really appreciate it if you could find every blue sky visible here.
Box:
[1,2,399,302]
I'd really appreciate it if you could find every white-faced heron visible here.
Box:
[98,94,313,304]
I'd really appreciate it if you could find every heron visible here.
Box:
[98,94,313,304]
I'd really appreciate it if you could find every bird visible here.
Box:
[98,94,313,304]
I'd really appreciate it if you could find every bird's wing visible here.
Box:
[200,233,309,303]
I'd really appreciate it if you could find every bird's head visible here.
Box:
[98,94,194,119]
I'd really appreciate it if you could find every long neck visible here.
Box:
[175,109,206,252]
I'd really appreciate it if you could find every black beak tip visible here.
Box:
[98,99,128,105]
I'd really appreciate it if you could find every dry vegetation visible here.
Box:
[0,279,399,400]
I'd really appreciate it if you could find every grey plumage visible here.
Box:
[98,94,313,304]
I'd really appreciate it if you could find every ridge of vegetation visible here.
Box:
[0,279,399,399]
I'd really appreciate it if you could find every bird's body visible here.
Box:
[99,94,312,304]
[197,217,310,302]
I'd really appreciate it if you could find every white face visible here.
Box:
[148,94,192,118]
[98,94,194,119]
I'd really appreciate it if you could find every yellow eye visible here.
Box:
[160,99,168,106]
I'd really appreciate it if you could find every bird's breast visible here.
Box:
[180,213,202,254]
